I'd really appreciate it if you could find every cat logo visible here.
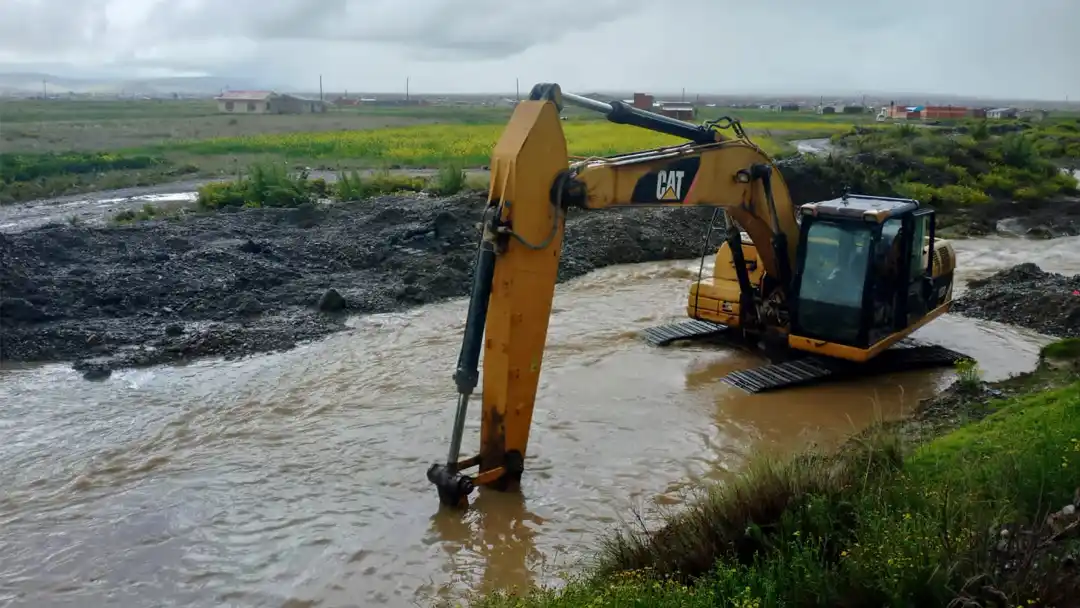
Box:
[655,170,685,201]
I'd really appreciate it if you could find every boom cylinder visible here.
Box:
[447,235,498,464]
[531,83,719,145]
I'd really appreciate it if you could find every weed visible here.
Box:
[954,358,983,392]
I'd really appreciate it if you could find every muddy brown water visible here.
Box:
[2,235,1078,608]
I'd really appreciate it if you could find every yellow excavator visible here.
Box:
[426,83,962,507]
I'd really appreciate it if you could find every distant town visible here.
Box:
[1,72,1074,121]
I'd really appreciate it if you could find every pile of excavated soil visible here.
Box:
[952,262,1080,338]
[0,193,719,376]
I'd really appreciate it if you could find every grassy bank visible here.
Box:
[0,150,201,204]
[782,119,1080,236]
[475,340,1080,607]
[106,161,483,224]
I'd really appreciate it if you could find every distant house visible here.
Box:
[986,107,1018,119]
[885,104,923,120]
[657,101,695,120]
[921,105,969,120]
[817,105,837,114]
[625,92,695,120]
[215,90,329,114]
[631,92,655,110]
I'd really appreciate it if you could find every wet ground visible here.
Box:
[0,192,717,378]
[0,169,491,234]
[2,214,1077,607]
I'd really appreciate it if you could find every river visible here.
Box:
[2,229,1078,608]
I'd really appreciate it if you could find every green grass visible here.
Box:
[794,120,1080,215]
[188,161,476,213]
[474,342,1080,608]
[1042,338,1080,361]
[0,99,219,122]
[0,150,199,205]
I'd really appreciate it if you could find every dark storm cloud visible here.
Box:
[140,0,650,59]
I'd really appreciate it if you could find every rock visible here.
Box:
[1025,225,1055,239]
[318,288,347,312]
[239,239,264,254]
[77,363,112,381]
[164,324,184,337]
[953,263,1080,339]
[230,293,265,316]
[0,298,48,324]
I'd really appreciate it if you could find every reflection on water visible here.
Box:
[0,235,1075,607]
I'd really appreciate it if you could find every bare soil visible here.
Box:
[0,193,717,378]
[953,263,1080,338]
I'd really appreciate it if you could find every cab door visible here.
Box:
[903,209,934,326]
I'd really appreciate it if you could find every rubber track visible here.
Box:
[721,343,969,394]
[640,320,729,346]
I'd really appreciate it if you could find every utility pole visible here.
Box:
[42,78,46,99]
[319,74,324,101]
[516,78,520,102]
[406,77,410,101]
[681,87,685,101]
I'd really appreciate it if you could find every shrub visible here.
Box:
[936,184,990,206]
[196,162,316,209]
[430,164,466,196]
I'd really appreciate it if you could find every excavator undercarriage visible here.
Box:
[426,82,969,508]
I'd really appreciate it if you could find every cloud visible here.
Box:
[0,0,109,54]
[0,0,1077,100]
[134,0,650,60]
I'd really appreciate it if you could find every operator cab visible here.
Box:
[789,194,939,354]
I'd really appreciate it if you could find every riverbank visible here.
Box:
[0,191,717,379]
[777,119,1080,239]
[472,335,1080,608]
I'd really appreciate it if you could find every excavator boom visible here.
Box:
[426,83,962,508]
[427,84,807,507]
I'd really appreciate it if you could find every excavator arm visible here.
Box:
[427,83,800,508]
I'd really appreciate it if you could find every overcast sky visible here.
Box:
[1,0,1077,100]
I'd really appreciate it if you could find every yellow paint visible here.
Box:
[787,301,952,362]
[477,100,568,483]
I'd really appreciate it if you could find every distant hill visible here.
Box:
[0,72,277,97]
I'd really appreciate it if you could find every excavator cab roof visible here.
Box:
[799,194,921,225]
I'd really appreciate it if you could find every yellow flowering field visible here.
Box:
[162,119,840,167]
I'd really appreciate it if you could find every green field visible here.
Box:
[4,97,1077,208]
[0,97,865,204]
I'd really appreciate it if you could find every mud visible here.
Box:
[0,192,717,377]
[953,262,1080,339]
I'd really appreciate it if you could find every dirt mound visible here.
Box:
[952,262,1080,338]
[0,193,718,377]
